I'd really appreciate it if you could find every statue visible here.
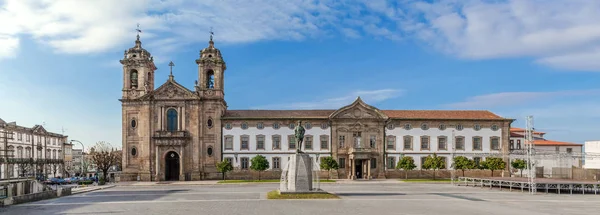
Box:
[294,120,305,153]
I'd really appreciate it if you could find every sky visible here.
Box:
[1,0,599,151]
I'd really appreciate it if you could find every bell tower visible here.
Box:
[195,30,226,100]
[120,26,157,99]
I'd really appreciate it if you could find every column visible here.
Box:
[179,147,184,181]
[160,106,164,130]
[367,159,371,180]
[351,159,356,180]
[155,145,160,181]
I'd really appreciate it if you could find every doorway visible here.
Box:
[355,160,363,179]
[165,151,180,181]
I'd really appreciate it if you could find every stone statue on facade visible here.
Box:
[294,120,305,153]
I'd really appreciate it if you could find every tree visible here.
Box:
[511,159,527,177]
[396,156,417,179]
[216,160,234,181]
[423,153,445,180]
[52,163,60,178]
[250,155,269,180]
[452,156,475,177]
[17,162,33,178]
[319,157,339,180]
[482,157,506,177]
[89,141,119,185]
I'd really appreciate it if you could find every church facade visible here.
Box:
[119,35,514,181]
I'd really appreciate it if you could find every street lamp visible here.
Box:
[70,140,85,176]
[450,129,456,185]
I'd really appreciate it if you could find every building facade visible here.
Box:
[0,118,67,180]
[63,142,73,177]
[584,141,600,169]
[120,35,514,181]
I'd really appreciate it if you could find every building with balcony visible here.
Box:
[0,118,68,180]
[119,34,514,181]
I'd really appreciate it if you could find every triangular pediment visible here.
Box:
[33,125,47,134]
[142,78,197,100]
[329,97,388,120]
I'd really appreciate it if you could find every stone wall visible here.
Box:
[572,168,600,181]
[12,190,57,205]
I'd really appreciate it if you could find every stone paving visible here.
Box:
[1,182,599,215]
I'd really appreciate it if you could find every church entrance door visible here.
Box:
[355,160,363,179]
[165,151,180,181]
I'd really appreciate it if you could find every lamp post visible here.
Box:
[450,129,456,185]
[70,140,85,176]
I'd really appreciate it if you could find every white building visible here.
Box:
[0,118,68,180]
[584,141,600,169]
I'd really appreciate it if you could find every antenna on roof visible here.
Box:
[61,126,67,135]
[42,121,46,127]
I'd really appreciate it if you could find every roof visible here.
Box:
[223,109,509,120]
[531,140,582,146]
[510,127,546,134]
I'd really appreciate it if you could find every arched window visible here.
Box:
[206,70,215,89]
[17,146,23,158]
[130,69,139,89]
[167,109,178,131]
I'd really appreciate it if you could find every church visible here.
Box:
[119,34,514,181]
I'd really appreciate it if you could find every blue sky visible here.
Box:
[1,0,599,150]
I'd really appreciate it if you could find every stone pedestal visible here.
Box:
[286,153,312,192]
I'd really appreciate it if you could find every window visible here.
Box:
[491,137,500,150]
[567,148,573,153]
[305,122,312,129]
[166,108,178,132]
[273,123,280,129]
[456,124,463,130]
[369,135,376,148]
[321,123,328,129]
[272,135,281,150]
[438,136,447,150]
[387,157,396,169]
[207,119,213,128]
[131,147,137,156]
[370,158,376,169]
[473,157,481,165]
[510,140,514,149]
[241,157,249,169]
[131,119,137,128]
[420,136,430,150]
[206,70,215,88]
[439,124,446,130]
[421,123,429,130]
[225,123,232,129]
[339,158,346,168]
[17,133,22,141]
[130,69,138,88]
[338,135,345,148]
[225,157,233,165]
[473,137,482,150]
[320,135,328,150]
[403,136,412,150]
[353,132,362,148]
[224,136,233,150]
[289,123,295,129]
[288,135,296,149]
[256,135,265,149]
[26,134,30,142]
[241,136,249,150]
[438,157,447,169]
[387,123,395,130]
[491,124,499,131]
[455,136,465,150]
[404,123,412,130]
[474,124,481,131]
[305,136,313,149]
[207,146,213,156]
[421,157,427,169]
[257,122,264,129]
[387,136,395,150]
[517,140,522,149]
[273,157,280,169]
[241,123,248,130]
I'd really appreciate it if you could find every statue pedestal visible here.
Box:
[279,153,326,194]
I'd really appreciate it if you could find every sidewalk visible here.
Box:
[116,179,401,186]
[71,184,116,195]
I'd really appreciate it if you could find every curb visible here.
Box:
[71,185,116,195]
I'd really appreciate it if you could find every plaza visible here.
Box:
[2,181,599,215]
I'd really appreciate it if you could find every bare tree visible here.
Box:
[89,141,119,185]
[17,162,32,178]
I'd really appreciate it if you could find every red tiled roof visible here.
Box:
[381,110,506,120]
[530,140,581,146]
[510,127,546,134]
[223,109,508,120]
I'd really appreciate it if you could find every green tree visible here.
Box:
[452,156,475,177]
[483,157,506,177]
[89,141,119,185]
[510,159,527,177]
[396,156,417,179]
[423,153,445,180]
[216,160,234,181]
[250,155,269,180]
[319,157,339,180]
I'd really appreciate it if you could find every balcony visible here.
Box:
[153,130,190,146]
[153,130,189,138]
[348,147,378,159]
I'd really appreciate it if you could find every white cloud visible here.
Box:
[254,89,404,109]
[445,89,600,109]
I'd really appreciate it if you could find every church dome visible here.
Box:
[122,35,153,62]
